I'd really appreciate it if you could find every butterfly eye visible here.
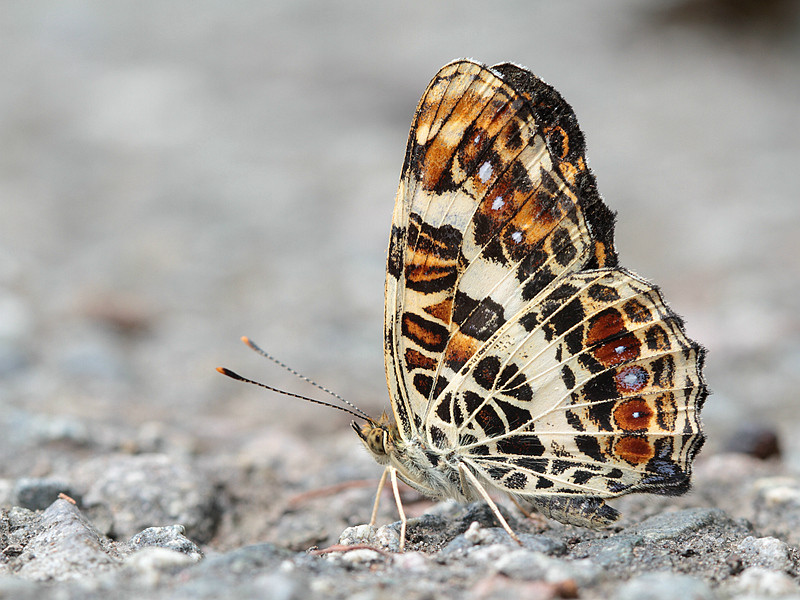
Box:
[366,428,387,455]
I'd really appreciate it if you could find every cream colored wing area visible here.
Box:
[427,268,706,498]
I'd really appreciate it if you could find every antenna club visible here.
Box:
[241,336,252,345]
[217,367,243,380]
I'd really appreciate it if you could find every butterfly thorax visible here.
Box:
[353,417,478,503]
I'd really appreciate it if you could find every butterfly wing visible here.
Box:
[448,268,706,500]
[384,60,705,504]
[385,59,615,439]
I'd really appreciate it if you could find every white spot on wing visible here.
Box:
[492,197,504,211]
[478,161,493,183]
[622,370,645,387]
[511,231,523,243]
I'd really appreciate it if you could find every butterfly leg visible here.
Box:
[369,467,390,527]
[389,467,408,551]
[527,495,620,529]
[458,463,522,545]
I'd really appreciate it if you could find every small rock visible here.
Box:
[124,547,197,586]
[391,550,429,572]
[465,520,499,545]
[736,535,794,572]
[752,476,800,546]
[496,550,601,587]
[469,542,515,564]
[373,523,401,552]
[338,524,376,546]
[337,548,383,566]
[733,566,800,596]
[617,572,714,600]
[129,524,203,561]
[14,499,119,582]
[753,477,800,508]
[629,508,736,542]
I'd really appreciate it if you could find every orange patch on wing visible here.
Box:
[586,309,626,346]
[405,348,436,372]
[402,314,447,350]
[424,298,453,323]
[592,333,641,367]
[592,240,615,268]
[614,436,654,464]
[502,189,564,251]
[476,170,527,226]
[613,399,653,432]
[443,331,480,371]
[417,89,485,190]
[405,257,456,286]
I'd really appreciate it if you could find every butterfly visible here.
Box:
[219,59,706,551]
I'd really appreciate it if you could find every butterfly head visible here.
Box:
[352,412,399,464]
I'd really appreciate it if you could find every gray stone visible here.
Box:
[129,524,203,561]
[14,499,119,582]
[736,535,795,572]
[73,453,219,543]
[628,508,736,542]
[570,533,643,569]
[617,572,715,600]
[123,547,197,588]
[496,549,602,586]
[752,476,800,547]
[732,566,800,596]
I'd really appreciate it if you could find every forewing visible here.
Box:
[385,60,616,440]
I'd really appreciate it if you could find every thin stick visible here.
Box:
[459,464,522,545]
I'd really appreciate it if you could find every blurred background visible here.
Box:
[0,1,798,486]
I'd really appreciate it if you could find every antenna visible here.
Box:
[239,337,370,420]
[216,367,369,421]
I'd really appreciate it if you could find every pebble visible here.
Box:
[12,499,119,582]
[128,524,204,561]
[496,550,601,587]
[735,535,794,572]
[732,566,800,596]
[391,550,429,572]
[123,547,198,587]
[617,573,714,600]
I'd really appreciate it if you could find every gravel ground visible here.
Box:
[1,1,799,598]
